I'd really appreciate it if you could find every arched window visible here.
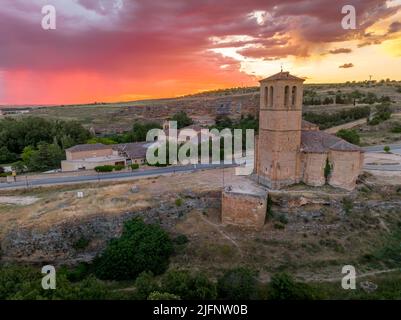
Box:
[264,86,268,107]
[292,86,297,106]
[269,86,274,107]
[284,86,290,107]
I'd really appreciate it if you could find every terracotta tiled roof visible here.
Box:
[301,120,319,130]
[301,131,362,153]
[260,71,305,82]
[113,142,148,159]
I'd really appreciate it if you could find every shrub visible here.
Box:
[148,291,180,300]
[217,268,258,300]
[134,271,160,300]
[274,222,285,230]
[173,234,189,245]
[0,265,112,300]
[391,124,401,133]
[94,165,114,172]
[324,158,332,181]
[65,263,91,282]
[130,163,140,170]
[93,218,173,280]
[277,213,289,225]
[114,164,125,171]
[368,103,392,125]
[171,111,193,129]
[161,269,217,300]
[175,198,183,206]
[268,272,319,300]
[342,197,354,214]
[383,146,391,153]
[72,237,90,250]
[336,129,360,145]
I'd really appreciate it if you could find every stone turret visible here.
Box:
[256,71,305,189]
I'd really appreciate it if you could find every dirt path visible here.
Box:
[0,196,39,205]
[324,118,368,134]
[199,214,243,255]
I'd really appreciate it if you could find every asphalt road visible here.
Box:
[362,143,401,155]
[1,144,401,190]
[0,163,236,190]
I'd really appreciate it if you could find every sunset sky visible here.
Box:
[0,0,401,105]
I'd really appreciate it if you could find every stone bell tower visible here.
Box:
[256,71,305,189]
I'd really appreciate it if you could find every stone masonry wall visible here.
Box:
[328,150,364,191]
[221,189,268,229]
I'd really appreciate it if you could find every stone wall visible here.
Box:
[328,150,364,191]
[301,152,327,187]
[221,187,268,229]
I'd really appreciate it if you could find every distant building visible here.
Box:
[0,108,31,115]
[254,71,364,191]
[222,71,364,229]
[61,142,151,172]
[113,142,150,165]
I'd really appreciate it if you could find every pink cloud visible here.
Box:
[0,0,399,104]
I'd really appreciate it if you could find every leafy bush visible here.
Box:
[368,103,392,125]
[0,265,112,300]
[161,269,217,300]
[324,158,332,181]
[94,165,114,172]
[134,271,160,300]
[336,129,360,145]
[342,197,354,214]
[148,291,180,300]
[217,268,258,300]
[173,234,189,245]
[130,163,139,170]
[274,222,285,230]
[171,111,193,129]
[87,137,117,145]
[384,146,391,153]
[304,106,370,130]
[72,237,90,250]
[175,198,183,206]
[93,218,173,280]
[268,272,319,300]
[391,124,401,133]
[114,164,125,171]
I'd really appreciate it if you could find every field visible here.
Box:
[0,167,400,289]
[3,81,401,138]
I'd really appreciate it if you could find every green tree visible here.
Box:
[324,158,332,182]
[171,111,193,129]
[131,122,162,142]
[0,146,18,164]
[23,142,65,172]
[93,218,173,280]
[161,269,217,300]
[336,129,360,145]
[217,268,258,300]
[268,272,319,300]
[134,271,160,300]
[384,146,391,153]
[0,265,113,300]
[148,291,180,300]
